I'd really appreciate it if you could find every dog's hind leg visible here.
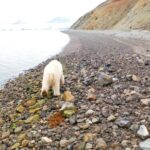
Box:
[53,81,60,96]
[60,74,64,86]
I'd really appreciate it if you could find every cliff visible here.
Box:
[71,0,150,30]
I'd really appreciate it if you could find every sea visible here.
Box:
[0,25,70,87]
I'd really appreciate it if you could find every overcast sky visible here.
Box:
[0,0,106,24]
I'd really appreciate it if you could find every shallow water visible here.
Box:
[0,29,70,86]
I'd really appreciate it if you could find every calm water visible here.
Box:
[0,29,70,86]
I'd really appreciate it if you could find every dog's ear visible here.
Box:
[41,90,47,97]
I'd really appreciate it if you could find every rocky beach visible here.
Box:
[0,30,150,150]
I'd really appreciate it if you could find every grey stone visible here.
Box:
[115,117,131,128]
[139,138,150,150]
[137,125,149,139]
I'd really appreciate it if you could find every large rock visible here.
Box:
[137,125,149,139]
[139,138,150,150]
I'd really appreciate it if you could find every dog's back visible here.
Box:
[44,60,63,82]
[41,59,63,97]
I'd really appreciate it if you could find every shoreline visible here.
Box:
[0,29,149,89]
[0,29,150,149]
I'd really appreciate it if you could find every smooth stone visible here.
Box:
[78,123,90,129]
[41,137,52,144]
[29,107,41,113]
[115,117,131,128]
[107,115,116,121]
[69,115,77,125]
[84,133,95,142]
[26,98,37,106]
[130,124,139,132]
[24,114,40,123]
[96,138,107,149]
[1,131,10,139]
[60,139,69,147]
[63,109,76,118]
[98,72,113,86]
[87,93,97,100]
[16,105,25,113]
[21,140,29,147]
[141,99,150,106]
[63,91,74,101]
[121,140,130,147]
[137,125,149,139]
[14,126,22,133]
[60,102,76,111]
[17,133,26,142]
[85,143,93,149]
[85,109,94,116]
[132,75,140,82]
[92,117,99,123]
[139,138,150,150]
[11,143,20,149]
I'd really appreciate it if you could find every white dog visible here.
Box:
[41,60,64,97]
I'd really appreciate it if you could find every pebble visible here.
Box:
[121,140,130,147]
[69,115,77,125]
[85,143,93,149]
[137,125,149,139]
[11,143,20,149]
[21,140,29,147]
[132,74,140,82]
[98,72,113,86]
[1,131,10,139]
[14,126,22,133]
[60,139,69,147]
[141,98,150,106]
[63,91,75,101]
[107,115,116,121]
[130,124,139,132]
[85,109,94,116]
[115,117,131,128]
[84,133,95,142]
[96,138,107,149]
[41,137,52,144]
[92,117,99,123]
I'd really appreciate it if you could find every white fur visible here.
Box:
[41,60,64,97]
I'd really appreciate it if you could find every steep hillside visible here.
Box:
[72,0,150,30]
[114,0,150,30]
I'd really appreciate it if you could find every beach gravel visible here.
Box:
[0,30,150,149]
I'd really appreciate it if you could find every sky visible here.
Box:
[0,0,106,24]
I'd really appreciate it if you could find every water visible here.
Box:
[0,29,70,86]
